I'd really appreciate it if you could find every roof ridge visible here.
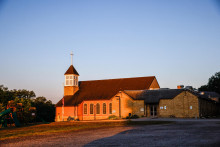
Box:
[80,76,155,82]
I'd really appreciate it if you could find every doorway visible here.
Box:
[150,105,157,117]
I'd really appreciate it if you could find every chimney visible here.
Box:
[177,85,184,89]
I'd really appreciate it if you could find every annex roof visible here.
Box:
[56,76,157,106]
[124,89,185,103]
[124,89,219,103]
[64,65,79,75]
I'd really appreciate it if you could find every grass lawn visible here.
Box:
[0,120,173,141]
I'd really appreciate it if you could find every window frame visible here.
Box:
[96,103,100,114]
[90,104,94,114]
[103,103,106,114]
[65,75,74,86]
[109,103,112,114]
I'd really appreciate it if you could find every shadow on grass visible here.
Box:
[0,121,174,141]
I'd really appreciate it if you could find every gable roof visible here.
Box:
[56,76,158,106]
[124,89,219,103]
[124,89,185,103]
[64,65,79,75]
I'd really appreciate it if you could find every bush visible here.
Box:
[169,115,175,118]
[126,114,139,119]
[108,115,119,120]
[67,116,74,121]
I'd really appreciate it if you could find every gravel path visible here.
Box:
[1,119,220,147]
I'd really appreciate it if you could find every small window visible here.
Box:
[103,103,106,114]
[164,106,166,109]
[160,107,163,109]
[90,104,94,114]
[109,103,112,114]
[84,104,87,114]
[66,80,69,85]
[65,75,74,86]
[190,106,192,109]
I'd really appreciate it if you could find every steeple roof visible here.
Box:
[64,65,79,75]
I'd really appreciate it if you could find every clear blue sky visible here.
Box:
[0,0,220,103]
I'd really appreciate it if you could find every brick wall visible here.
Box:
[159,91,199,118]
[132,100,145,117]
[64,86,79,96]
[56,106,77,121]
[81,100,112,120]
[112,92,144,118]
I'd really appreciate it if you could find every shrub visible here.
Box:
[126,114,139,119]
[169,115,175,118]
[67,116,74,121]
[108,115,119,120]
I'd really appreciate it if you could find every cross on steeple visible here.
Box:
[70,51,73,65]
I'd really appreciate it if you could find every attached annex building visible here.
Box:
[56,64,220,121]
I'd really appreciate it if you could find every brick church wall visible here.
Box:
[112,92,144,118]
[64,86,79,96]
[159,91,200,118]
[56,106,77,121]
[132,100,145,117]
[82,100,112,120]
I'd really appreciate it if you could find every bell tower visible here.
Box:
[64,52,79,96]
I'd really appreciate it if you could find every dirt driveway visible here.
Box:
[1,119,220,147]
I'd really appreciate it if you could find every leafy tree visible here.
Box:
[0,103,5,113]
[13,97,34,124]
[32,96,55,122]
[0,85,36,106]
[0,85,55,123]
[12,89,36,99]
[0,85,14,106]
[199,71,220,94]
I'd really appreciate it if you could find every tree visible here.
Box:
[199,71,220,94]
[0,85,36,106]
[12,89,36,99]
[0,85,15,106]
[32,96,55,122]
[0,103,5,113]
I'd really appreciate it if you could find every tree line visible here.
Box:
[198,71,220,94]
[0,85,55,122]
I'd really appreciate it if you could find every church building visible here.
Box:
[55,61,160,121]
[56,56,219,121]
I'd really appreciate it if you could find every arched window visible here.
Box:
[109,103,112,114]
[90,104,94,114]
[103,103,106,114]
[84,104,87,114]
[96,103,100,114]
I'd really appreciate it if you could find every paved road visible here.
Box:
[1,119,220,147]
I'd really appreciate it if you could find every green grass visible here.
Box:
[0,121,173,140]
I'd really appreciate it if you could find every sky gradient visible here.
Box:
[0,0,220,103]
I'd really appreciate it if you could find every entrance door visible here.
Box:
[150,105,157,117]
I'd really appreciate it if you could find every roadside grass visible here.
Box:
[0,121,173,140]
